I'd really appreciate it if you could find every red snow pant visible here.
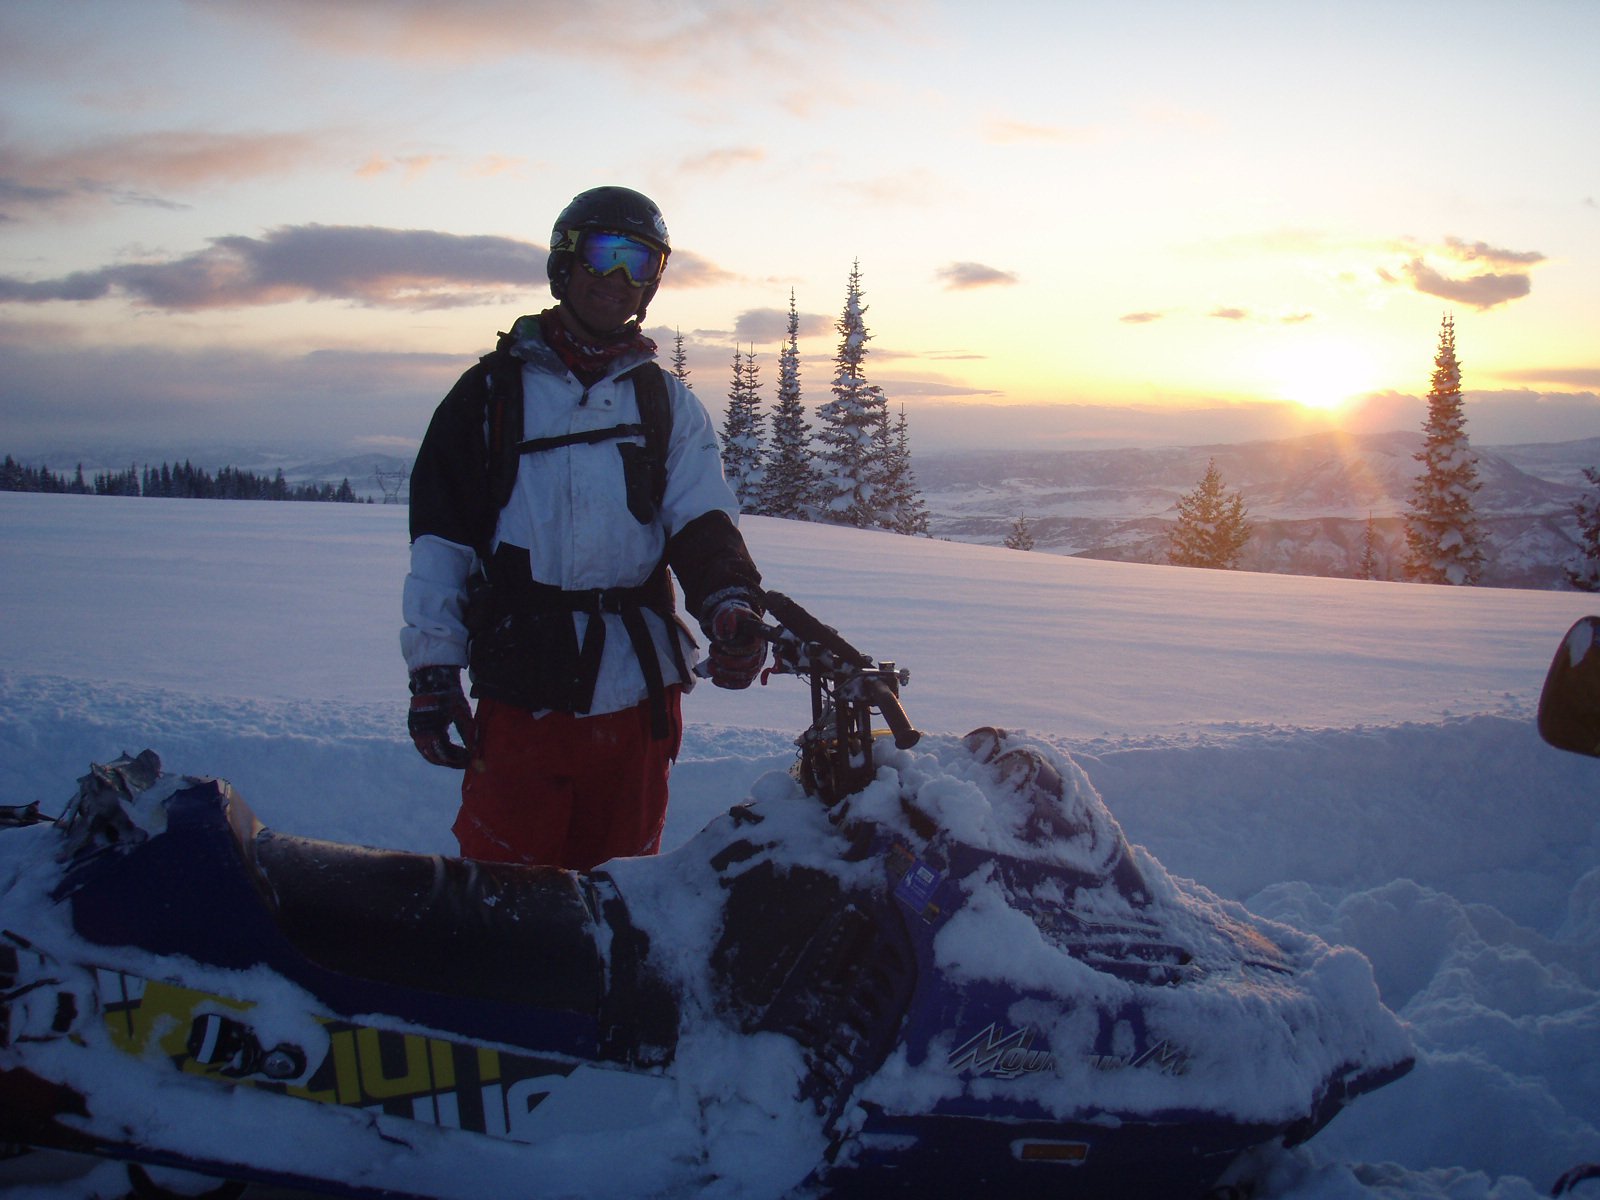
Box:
[454,687,683,872]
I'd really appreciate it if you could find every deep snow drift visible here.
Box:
[1,491,1597,1199]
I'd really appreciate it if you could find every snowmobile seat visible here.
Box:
[239,816,604,1016]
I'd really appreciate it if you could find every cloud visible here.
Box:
[877,378,1005,402]
[0,334,463,454]
[1400,258,1532,310]
[200,0,902,78]
[1496,367,1600,389]
[0,131,331,219]
[1209,307,1250,321]
[731,306,832,345]
[0,225,546,311]
[1210,228,1547,314]
[1377,234,1546,311]
[981,117,1097,145]
[662,248,740,290]
[1119,311,1165,325]
[355,153,446,183]
[1440,237,1546,268]
[678,146,765,174]
[935,262,1018,290]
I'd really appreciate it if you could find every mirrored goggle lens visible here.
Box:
[577,231,664,287]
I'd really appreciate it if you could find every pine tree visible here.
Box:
[816,261,889,528]
[1565,466,1600,591]
[877,404,929,535]
[1359,513,1380,580]
[1403,315,1485,585]
[1005,511,1036,551]
[759,289,820,520]
[718,345,764,512]
[671,328,691,384]
[739,346,766,511]
[1167,458,1252,569]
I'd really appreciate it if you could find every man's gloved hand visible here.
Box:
[702,590,766,690]
[408,665,475,768]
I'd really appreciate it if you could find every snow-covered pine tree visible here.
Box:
[1565,465,1600,591]
[759,289,821,520]
[670,328,690,384]
[815,261,890,529]
[1167,458,1252,569]
[1359,513,1380,580]
[1004,511,1036,551]
[718,345,764,513]
[876,404,930,535]
[1403,315,1485,585]
[738,346,767,511]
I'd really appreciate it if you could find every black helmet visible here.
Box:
[547,186,671,318]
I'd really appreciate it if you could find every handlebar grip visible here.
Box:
[763,591,871,667]
[862,677,921,750]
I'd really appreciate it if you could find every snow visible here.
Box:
[1,489,1598,1199]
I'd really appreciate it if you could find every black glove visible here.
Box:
[701,590,766,690]
[408,666,475,769]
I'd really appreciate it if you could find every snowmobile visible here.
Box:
[0,592,1414,1200]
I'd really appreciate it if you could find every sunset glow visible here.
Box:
[1258,338,1384,413]
[0,1,1596,455]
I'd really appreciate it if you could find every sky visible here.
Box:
[2,0,1599,459]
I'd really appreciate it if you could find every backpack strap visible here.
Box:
[481,337,524,518]
[620,362,673,513]
[481,355,673,521]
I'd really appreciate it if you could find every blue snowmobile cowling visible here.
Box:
[0,595,1414,1200]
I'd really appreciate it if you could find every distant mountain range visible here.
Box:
[917,431,1600,588]
[14,430,1599,589]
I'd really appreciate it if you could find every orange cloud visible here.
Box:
[1,130,332,218]
[200,0,904,78]
[679,147,766,174]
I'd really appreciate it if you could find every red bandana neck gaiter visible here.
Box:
[538,309,657,387]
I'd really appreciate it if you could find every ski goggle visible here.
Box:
[574,230,667,288]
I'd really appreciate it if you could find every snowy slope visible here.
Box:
[1,491,1597,1199]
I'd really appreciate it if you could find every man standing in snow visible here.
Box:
[401,186,767,871]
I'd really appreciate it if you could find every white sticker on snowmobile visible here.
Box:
[946,1023,1056,1079]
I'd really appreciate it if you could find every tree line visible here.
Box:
[687,262,930,537]
[0,456,362,503]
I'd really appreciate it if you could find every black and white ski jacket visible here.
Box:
[401,322,758,718]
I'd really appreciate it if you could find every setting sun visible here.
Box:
[1258,338,1382,412]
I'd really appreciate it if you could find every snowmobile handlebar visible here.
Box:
[758,592,918,750]
[741,591,919,806]
[760,591,873,671]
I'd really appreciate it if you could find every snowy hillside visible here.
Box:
[1,491,1598,1199]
